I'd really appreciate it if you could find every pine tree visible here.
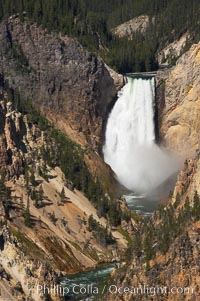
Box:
[60,187,65,202]
[24,198,31,227]
[30,169,37,187]
[193,191,200,220]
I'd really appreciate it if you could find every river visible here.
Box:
[61,263,117,300]
[60,194,158,301]
[124,193,159,216]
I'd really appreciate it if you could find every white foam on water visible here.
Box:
[103,77,180,194]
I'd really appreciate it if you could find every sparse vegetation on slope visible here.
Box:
[2,81,125,227]
[103,155,200,301]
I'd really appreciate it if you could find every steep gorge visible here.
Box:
[102,42,200,301]
[0,85,133,300]
[103,153,200,301]
[0,12,200,301]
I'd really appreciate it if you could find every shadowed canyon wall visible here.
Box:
[0,16,117,149]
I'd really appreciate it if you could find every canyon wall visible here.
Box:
[0,16,116,148]
[0,16,123,196]
[104,152,200,301]
[0,86,130,300]
[156,42,200,158]
[102,42,200,301]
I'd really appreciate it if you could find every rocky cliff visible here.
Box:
[0,16,116,148]
[156,42,200,158]
[102,42,200,301]
[0,15,123,197]
[103,154,200,301]
[0,226,61,301]
[157,32,190,65]
[112,15,151,39]
[0,86,132,300]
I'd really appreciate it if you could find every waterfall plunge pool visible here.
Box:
[123,193,159,216]
[103,75,181,215]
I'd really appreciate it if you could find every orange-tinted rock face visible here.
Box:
[0,99,23,176]
[156,43,200,158]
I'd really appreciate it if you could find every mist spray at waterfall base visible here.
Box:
[103,77,181,196]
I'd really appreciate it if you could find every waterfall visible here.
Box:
[103,77,180,194]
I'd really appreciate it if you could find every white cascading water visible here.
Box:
[103,77,180,194]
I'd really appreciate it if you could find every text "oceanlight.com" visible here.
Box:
[36,283,196,297]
